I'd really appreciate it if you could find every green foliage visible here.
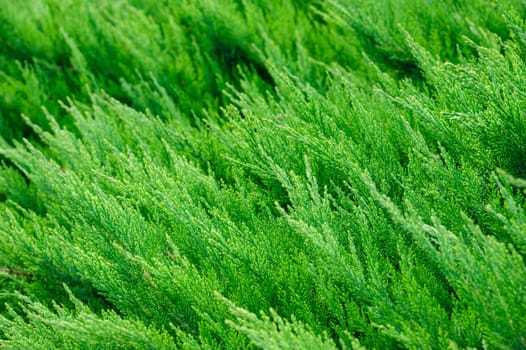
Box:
[1,0,526,349]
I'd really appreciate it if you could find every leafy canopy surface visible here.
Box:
[1,0,525,349]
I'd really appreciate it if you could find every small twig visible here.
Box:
[0,267,34,278]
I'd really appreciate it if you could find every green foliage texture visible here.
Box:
[1,0,526,348]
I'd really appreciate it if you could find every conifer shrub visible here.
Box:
[1,0,525,349]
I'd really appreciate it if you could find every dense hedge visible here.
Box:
[1,1,525,349]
